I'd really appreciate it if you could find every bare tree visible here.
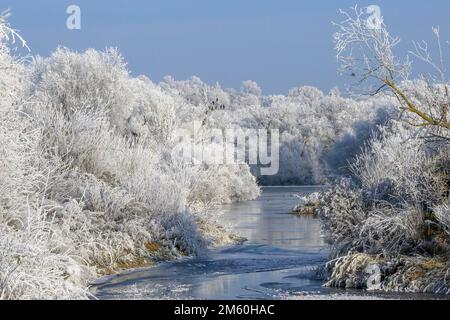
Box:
[334,6,450,131]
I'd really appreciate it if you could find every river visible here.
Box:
[90,186,446,300]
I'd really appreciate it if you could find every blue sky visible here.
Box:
[2,0,449,94]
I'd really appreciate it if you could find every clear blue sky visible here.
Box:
[2,0,449,94]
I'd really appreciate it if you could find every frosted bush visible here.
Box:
[351,122,447,208]
[0,13,90,299]
[161,212,206,256]
[0,206,90,300]
[315,181,367,257]
[125,77,178,145]
[30,47,131,130]
[317,122,449,253]
[161,75,231,110]
[312,122,450,293]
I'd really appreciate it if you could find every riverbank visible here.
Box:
[295,173,450,295]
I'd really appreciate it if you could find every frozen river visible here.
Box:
[91,186,328,299]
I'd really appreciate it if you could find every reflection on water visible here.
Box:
[218,186,325,249]
[92,186,330,299]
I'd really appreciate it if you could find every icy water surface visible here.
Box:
[92,186,328,299]
[90,187,447,300]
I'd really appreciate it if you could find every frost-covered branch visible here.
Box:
[333,6,410,86]
[334,6,450,131]
[0,10,29,51]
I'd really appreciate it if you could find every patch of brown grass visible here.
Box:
[100,255,154,276]
[419,258,446,270]
[292,203,318,216]
[144,242,162,253]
